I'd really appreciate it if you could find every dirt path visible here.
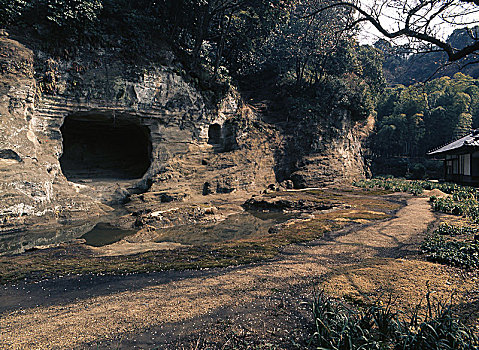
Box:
[0,196,476,349]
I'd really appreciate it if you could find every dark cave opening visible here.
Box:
[208,123,222,145]
[60,113,152,181]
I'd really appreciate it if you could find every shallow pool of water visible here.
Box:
[0,221,96,255]
[80,223,137,247]
[1,209,295,254]
[146,211,294,246]
[81,210,294,247]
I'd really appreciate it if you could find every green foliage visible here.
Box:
[0,0,103,45]
[45,0,102,27]
[411,162,426,179]
[311,290,479,349]
[422,222,478,269]
[321,71,377,121]
[354,177,479,199]
[422,233,479,269]
[372,73,479,160]
[431,194,479,224]
[431,197,470,217]
[312,291,397,349]
[369,157,443,180]
[0,0,29,25]
[237,0,384,121]
[260,0,355,85]
[435,222,479,236]
[353,177,428,195]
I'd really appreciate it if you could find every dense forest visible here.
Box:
[1,0,478,179]
[375,73,479,157]
[371,73,479,178]
[377,26,479,85]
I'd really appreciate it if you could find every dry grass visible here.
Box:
[321,258,479,331]
[2,188,478,349]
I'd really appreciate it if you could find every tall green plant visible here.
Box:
[311,290,479,349]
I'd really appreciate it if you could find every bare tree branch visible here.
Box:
[307,0,479,61]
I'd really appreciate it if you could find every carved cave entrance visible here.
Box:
[60,113,152,181]
[208,123,222,145]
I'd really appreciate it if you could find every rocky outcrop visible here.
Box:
[0,36,371,254]
[243,194,334,212]
[0,39,105,222]
[289,111,374,188]
[0,37,281,253]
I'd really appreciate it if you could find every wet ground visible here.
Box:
[81,223,137,247]
[81,211,295,248]
[1,191,477,349]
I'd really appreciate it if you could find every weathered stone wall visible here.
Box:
[0,36,371,252]
[0,39,104,229]
[289,111,373,188]
[0,37,279,246]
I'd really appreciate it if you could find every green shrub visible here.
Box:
[311,290,479,349]
[0,0,29,25]
[410,162,426,180]
[44,0,102,28]
[0,0,102,28]
[422,233,479,269]
[435,222,478,236]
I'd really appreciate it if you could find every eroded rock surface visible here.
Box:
[289,112,374,188]
[0,37,372,253]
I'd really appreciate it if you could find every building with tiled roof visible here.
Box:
[427,130,479,184]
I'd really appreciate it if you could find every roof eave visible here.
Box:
[427,145,478,157]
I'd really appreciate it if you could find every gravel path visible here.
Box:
[2,196,472,349]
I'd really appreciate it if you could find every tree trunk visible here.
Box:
[192,4,212,66]
[296,58,302,87]
[214,10,233,78]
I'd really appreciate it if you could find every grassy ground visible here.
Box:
[0,187,402,285]
[355,177,479,270]
[1,184,478,349]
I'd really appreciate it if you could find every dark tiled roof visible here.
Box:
[427,130,479,156]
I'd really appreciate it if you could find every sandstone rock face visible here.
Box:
[0,37,370,253]
[289,111,373,188]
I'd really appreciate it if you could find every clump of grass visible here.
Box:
[311,290,479,349]
[311,291,397,349]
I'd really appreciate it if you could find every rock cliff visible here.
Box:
[289,110,374,188]
[0,36,371,253]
